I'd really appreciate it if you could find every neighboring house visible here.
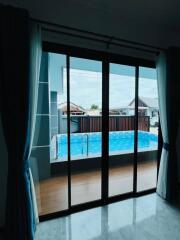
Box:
[109,106,135,116]
[86,109,101,116]
[58,102,86,115]
[86,108,132,116]
[58,102,86,134]
[128,96,159,117]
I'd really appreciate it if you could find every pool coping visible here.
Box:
[51,146,158,163]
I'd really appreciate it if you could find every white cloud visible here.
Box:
[58,69,158,109]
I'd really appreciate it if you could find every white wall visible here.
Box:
[49,53,65,93]
[1,0,180,50]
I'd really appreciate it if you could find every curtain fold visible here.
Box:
[156,48,179,201]
[0,5,41,239]
[28,23,42,226]
[156,52,170,199]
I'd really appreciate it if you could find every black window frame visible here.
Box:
[39,41,161,222]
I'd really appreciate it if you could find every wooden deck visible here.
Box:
[36,161,157,216]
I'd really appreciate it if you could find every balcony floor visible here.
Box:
[37,161,157,216]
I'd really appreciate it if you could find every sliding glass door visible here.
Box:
[137,67,159,192]
[108,63,135,196]
[69,57,102,205]
[34,47,160,218]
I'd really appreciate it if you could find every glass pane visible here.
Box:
[33,52,69,215]
[109,63,135,196]
[70,57,102,205]
[137,67,158,192]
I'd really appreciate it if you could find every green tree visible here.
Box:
[90,104,99,110]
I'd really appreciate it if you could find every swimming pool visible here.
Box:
[57,131,158,160]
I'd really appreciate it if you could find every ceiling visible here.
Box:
[1,0,180,47]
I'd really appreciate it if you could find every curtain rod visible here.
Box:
[31,18,166,54]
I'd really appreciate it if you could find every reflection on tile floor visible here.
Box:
[35,193,180,240]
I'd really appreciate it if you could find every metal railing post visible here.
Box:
[56,135,58,159]
[87,134,89,157]
[81,134,84,156]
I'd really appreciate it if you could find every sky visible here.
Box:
[58,68,158,109]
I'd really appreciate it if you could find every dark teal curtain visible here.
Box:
[156,47,179,201]
[0,5,41,239]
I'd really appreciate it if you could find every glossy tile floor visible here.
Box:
[35,193,180,240]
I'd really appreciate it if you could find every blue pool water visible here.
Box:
[57,131,158,160]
